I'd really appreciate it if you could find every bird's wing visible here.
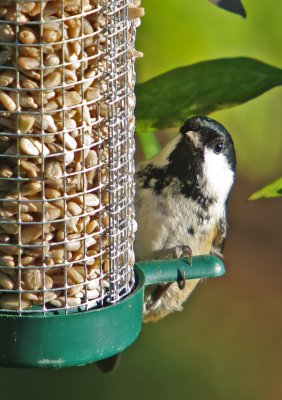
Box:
[210,217,227,258]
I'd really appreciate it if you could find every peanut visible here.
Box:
[18,115,35,133]
[0,294,31,310]
[0,90,16,111]
[18,57,40,70]
[0,271,14,289]
[0,70,15,87]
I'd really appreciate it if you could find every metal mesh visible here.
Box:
[0,0,138,314]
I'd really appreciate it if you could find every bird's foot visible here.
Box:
[172,245,193,265]
[150,245,192,306]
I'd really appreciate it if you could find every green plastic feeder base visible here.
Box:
[0,255,225,368]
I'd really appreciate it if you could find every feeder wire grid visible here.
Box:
[0,0,140,315]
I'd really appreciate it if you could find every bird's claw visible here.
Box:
[177,268,186,290]
[149,245,193,304]
[173,245,193,265]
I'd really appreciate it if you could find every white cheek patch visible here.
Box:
[203,148,234,202]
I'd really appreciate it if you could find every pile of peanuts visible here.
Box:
[0,0,143,311]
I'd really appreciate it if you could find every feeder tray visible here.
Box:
[0,255,225,368]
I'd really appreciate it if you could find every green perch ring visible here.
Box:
[0,255,225,368]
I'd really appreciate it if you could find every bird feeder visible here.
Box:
[0,0,225,368]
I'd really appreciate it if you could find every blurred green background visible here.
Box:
[136,0,282,183]
[0,1,281,399]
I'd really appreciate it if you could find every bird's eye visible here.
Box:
[213,142,224,154]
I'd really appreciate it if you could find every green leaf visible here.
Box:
[249,178,282,200]
[135,57,282,130]
[208,0,246,18]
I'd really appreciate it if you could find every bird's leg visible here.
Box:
[150,245,193,305]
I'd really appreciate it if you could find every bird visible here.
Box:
[134,115,236,322]
[96,115,236,371]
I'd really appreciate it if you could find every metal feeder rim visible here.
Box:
[0,255,225,368]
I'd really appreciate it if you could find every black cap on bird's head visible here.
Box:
[180,116,229,136]
[179,116,236,172]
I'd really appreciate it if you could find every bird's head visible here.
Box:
[167,116,236,202]
[137,116,236,204]
[180,116,236,171]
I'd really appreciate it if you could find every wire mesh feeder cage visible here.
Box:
[0,0,225,368]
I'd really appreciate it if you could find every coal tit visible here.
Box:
[135,116,236,322]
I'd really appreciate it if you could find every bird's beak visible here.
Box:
[186,131,201,147]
